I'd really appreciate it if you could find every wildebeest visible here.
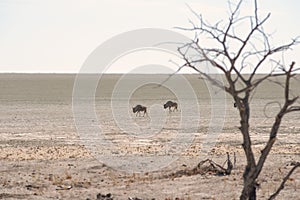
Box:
[163,100,178,112]
[132,104,147,116]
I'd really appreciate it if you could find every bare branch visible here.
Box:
[249,39,299,82]
[268,162,300,200]
[254,62,298,180]
[286,105,300,113]
[233,13,271,64]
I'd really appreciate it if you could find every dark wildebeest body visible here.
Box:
[132,105,147,116]
[164,101,178,112]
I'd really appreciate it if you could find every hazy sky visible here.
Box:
[0,0,299,73]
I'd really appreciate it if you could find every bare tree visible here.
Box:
[176,0,300,199]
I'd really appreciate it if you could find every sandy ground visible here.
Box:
[0,74,299,200]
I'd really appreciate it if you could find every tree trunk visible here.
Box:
[239,95,258,200]
[249,184,257,200]
[240,179,257,200]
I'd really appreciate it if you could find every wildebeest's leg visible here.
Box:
[142,108,147,117]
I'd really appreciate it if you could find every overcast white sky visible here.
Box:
[0,0,299,73]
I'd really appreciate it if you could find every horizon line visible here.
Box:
[0,72,284,75]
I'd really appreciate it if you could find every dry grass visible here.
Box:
[0,74,299,199]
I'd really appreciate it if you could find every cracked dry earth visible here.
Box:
[0,74,299,199]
